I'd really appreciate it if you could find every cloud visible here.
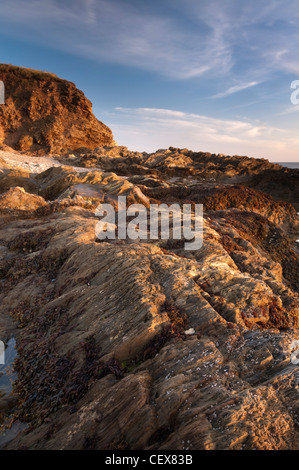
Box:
[172,0,299,79]
[107,106,295,161]
[0,0,233,79]
[212,81,260,99]
[2,0,299,82]
[1,0,298,161]
[114,106,281,136]
[277,105,299,116]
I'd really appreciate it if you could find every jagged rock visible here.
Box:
[64,146,299,212]
[0,197,297,449]
[0,141,298,448]
[0,64,114,154]
[35,166,150,206]
[0,169,38,195]
[244,169,299,211]
[0,186,48,213]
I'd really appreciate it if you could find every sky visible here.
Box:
[0,0,299,161]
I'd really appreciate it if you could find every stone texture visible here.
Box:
[0,155,297,449]
[0,64,114,155]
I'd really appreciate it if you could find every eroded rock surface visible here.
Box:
[0,64,114,154]
[0,146,298,450]
[61,145,299,211]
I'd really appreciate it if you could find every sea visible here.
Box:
[276,162,299,169]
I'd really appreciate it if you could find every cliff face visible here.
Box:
[0,64,114,154]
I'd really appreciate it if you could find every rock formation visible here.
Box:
[60,145,299,211]
[0,146,298,450]
[0,63,298,450]
[0,64,114,155]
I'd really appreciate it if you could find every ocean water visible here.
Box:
[276,162,299,169]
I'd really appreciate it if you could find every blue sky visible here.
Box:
[1,0,299,161]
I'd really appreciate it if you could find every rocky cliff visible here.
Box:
[0,64,114,155]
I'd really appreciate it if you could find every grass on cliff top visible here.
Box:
[0,63,73,85]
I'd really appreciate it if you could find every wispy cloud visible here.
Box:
[0,0,233,79]
[108,107,295,161]
[115,106,282,136]
[1,0,298,159]
[277,105,299,116]
[212,81,260,99]
[170,0,299,79]
[2,0,299,82]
